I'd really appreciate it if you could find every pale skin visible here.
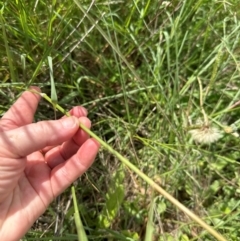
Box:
[0,87,100,241]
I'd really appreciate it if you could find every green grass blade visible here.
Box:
[47,56,58,105]
[73,0,144,84]
[71,186,88,241]
[144,196,155,241]
[20,54,26,82]
[0,7,16,82]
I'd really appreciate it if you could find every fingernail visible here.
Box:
[62,117,77,129]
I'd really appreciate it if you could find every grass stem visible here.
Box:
[33,90,228,241]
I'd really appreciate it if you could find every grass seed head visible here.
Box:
[189,125,223,144]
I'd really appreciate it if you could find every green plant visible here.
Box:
[1,0,240,240]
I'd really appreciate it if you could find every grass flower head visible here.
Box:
[189,123,222,144]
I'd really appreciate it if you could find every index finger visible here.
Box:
[0,116,80,158]
[0,87,41,131]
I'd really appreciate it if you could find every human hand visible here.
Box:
[0,87,100,241]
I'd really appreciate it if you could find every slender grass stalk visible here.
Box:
[0,8,16,82]
[29,90,227,241]
[21,54,26,82]
[197,77,209,125]
[204,49,222,100]
[73,0,144,85]
[144,196,155,241]
[48,56,58,106]
[48,56,58,119]
[71,186,88,241]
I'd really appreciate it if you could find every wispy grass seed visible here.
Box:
[189,124,223,144]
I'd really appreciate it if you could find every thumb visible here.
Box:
[0,117,80,158]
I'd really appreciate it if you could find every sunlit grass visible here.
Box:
[1,0,240,240]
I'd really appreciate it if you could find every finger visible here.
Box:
[50,138,100,197]
[0,87,41,131]
[41,106,88,154]
[69,106,88,117]
[0,116,80,158]
[45,117,91,169]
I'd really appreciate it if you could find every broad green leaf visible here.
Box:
[98,165,125,228]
